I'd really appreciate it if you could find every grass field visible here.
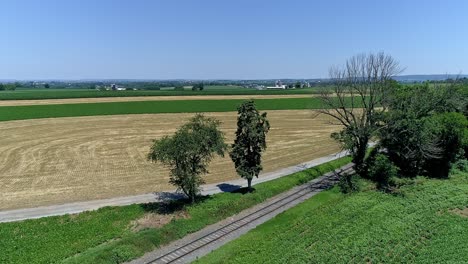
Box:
[197,169,468,264]
[0,97,333,122]
[0,157,351,264]
[0,87,319,100]
[0,110,340,210]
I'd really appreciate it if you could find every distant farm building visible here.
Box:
[111,84,127,91]
[266,80,287,90]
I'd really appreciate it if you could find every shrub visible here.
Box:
[338,174,360,194]
[367,154,398,191]
[450,159,468,175]
[424,112,468,178]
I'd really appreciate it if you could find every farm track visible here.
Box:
[129,164,353,264]
[0,94,316,106]
[0,110,340,210]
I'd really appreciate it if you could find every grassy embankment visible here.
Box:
[0,97,347,122]
[0,87,319,100]
[197,167,468,264]
[0,157,351,264]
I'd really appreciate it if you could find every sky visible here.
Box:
[0,0,467,80]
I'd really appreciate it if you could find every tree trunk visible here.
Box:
[247,178,253,192]
[353,136,369,176]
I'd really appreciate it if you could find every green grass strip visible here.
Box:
[0,89,318,101]
[0,98,326,122]
[0,156,351,264]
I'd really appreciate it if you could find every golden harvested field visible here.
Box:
[0,110,340,210]
[0,94,316,106]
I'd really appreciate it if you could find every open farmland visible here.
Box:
[0,110,340,210]
[0,87,320,100]
[0,94,316,106]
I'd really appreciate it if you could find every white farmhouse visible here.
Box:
[266,80,287,90]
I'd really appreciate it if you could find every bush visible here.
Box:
[424,112,468,178]
[450,159,468,175]
[338,174,360,194]
[367,154,398,191]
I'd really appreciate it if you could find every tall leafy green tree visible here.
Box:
[148,114,227,203]
[230,100,270,191]
[380,83,468,177]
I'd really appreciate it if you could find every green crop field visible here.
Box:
[0,158,351,264]
[0,87,319,100]
[0,97,344,122]
[197,169,468,264]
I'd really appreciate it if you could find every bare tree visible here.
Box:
[319,52,403,176]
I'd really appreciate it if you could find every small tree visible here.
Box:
[192,83,204,91]
[148,114,227,203]
[230,100,270,191]
[44,83,50,89]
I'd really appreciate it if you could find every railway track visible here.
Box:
[136,165,353,264]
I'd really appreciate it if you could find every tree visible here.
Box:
[319,52,403,178]
[230,100,270,191]
[148,114,227,203]
[0,83,4,91]
[192,83,204,91]
[294,82,302,89]
[44,83,50,89]
[380,84,468,177]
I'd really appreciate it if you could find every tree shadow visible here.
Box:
[231,187,256,194]
[140,192,213,214]
[216,183,242,193]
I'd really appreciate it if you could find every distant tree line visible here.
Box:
[0,82,21,91]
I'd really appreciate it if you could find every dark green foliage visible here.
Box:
[367,154,398,191]
[0,83,4,91]
[44,83,50,89]
[424,112,468,177]
[380,84,468,178]
[192,83,204,91]
[230,100,270,190]
[174,85,185,91]
[337,174,360,194]
[148,114,227,202]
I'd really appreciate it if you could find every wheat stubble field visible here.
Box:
[0,110,340,210]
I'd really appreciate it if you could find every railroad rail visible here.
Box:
[138,165,353,264]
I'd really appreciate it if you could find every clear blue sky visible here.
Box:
[1,0,467,80]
